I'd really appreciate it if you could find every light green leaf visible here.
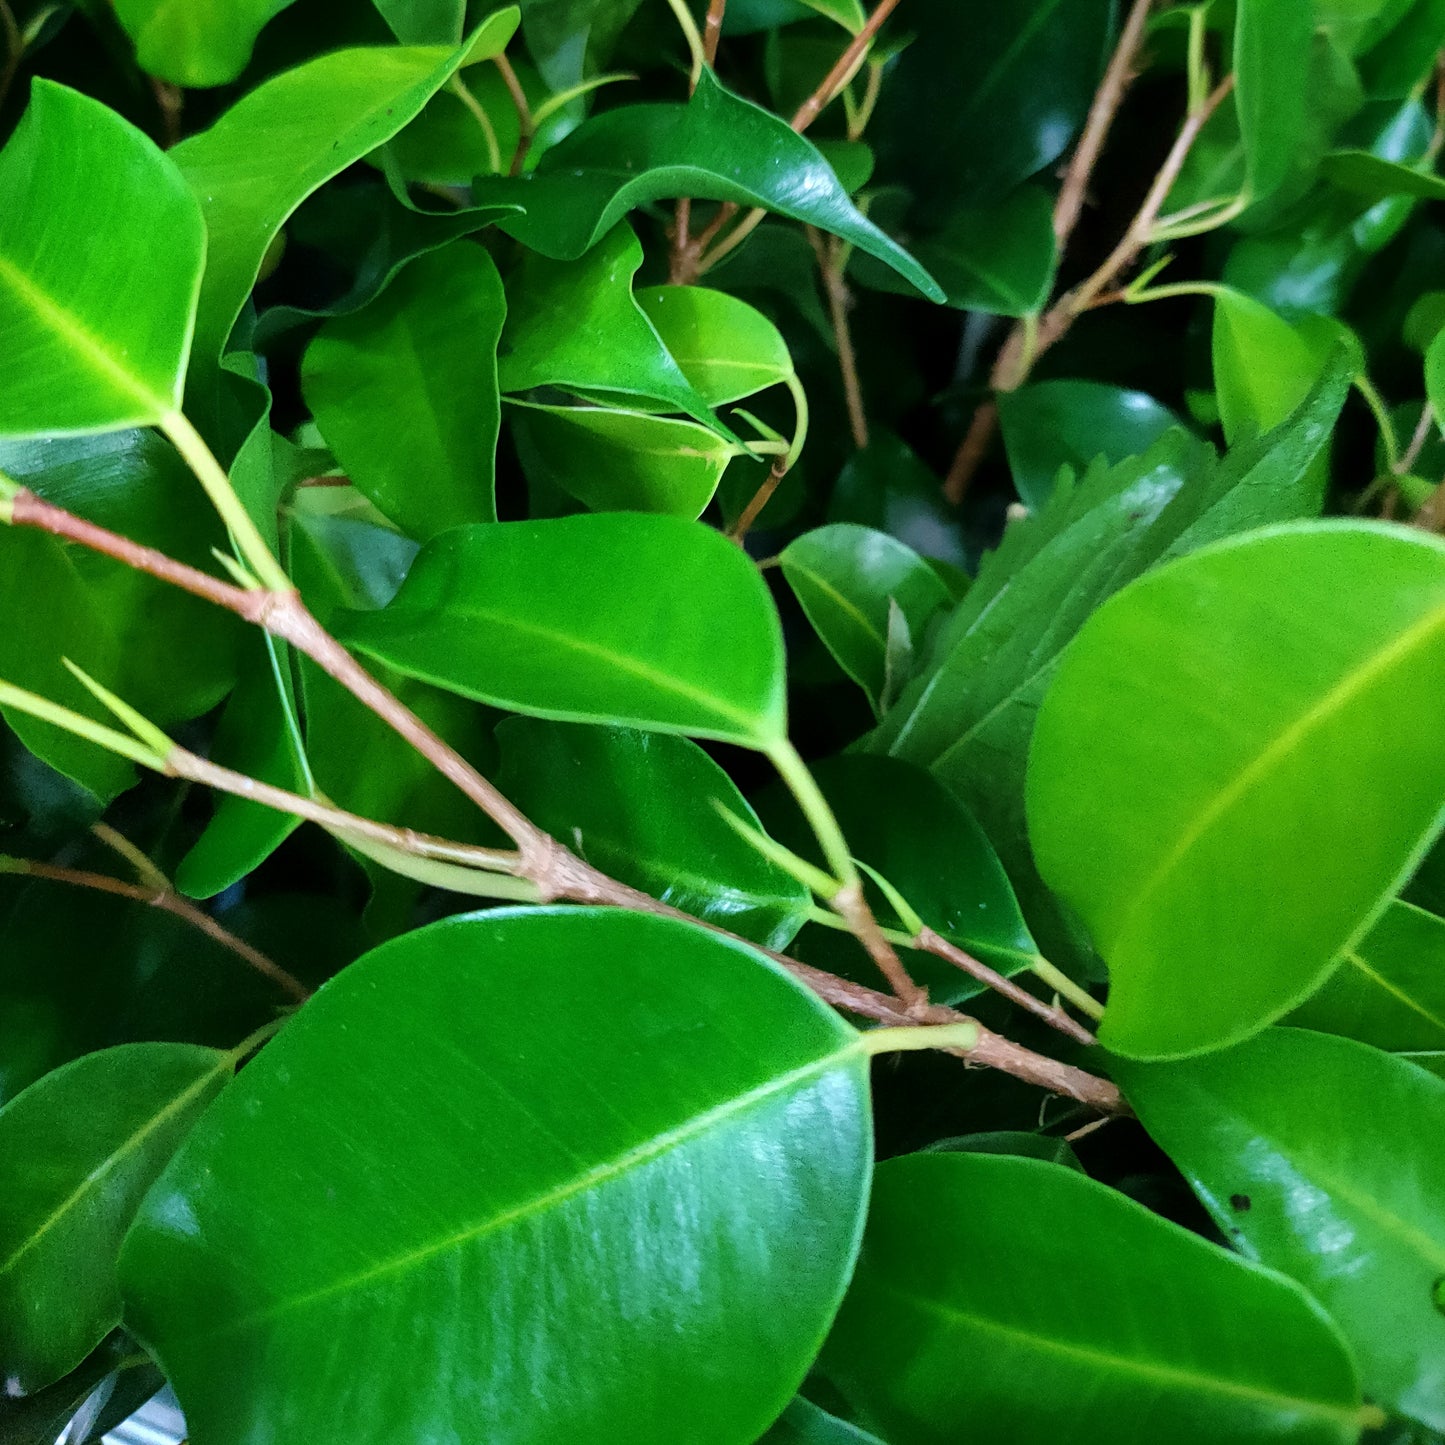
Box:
[372,0,464,43]
[0,81,204,438]
[471,70,942,301]
[174,30,485,377]
[120,909,872,1445]
[635,285,794,407]
[823,1152,1362,1444]
[336,514,787,747]
[511,402,734,518]
[1236,0,1314,203]
[1122,1027,1445,1430]
[1289,900,1445,1054]
[494,718,810,947]
[0,1043,229,1392]
[111,0,296,86]
[1028,521,1445,1059]
[303,243,505,539]
[781,525,950,715]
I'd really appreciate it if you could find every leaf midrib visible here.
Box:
[865,1274,1358,1426]
[206,1043,864,1338]
[1342,947,1445,1040]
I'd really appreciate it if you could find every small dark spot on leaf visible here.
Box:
[1229,1193,1251,1212]
[387,107,394,115]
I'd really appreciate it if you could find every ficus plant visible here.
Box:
[1,0,1444,1442]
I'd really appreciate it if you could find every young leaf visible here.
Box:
[0,81,204,438]
[1121,1028,1445,1430]
[336,514,788,747]
[823,1153,1362,1445]
[498,223,727,433]
[511,403,734,519]
[173,28,494,376]
[110,0,297,86]
[1236,0,1314,204]
[781,525,951,716]
[1029,522,1445,1059]
[494,717,810,947]
[0,1043,229,1392]
[634,285,795,407]
[303,243,505,538]
[120,909,872,1445]
[1288,900,1445,1055]
[470,70,942,301]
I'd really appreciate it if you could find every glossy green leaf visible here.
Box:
[1236,0,1315,203]
[870,0,1113,207]
[303,244,504,538]
[372,0,464,43]
[725,0,865,32]
[635,285,794,407]
[495,717,809,947]
[998,381,1185,511]
[519,0,643,88]
[923,1129,1083,1170]
[1029,521,1445,1059]
[1359,0,1445,96]
[471,70,942,301]
[498,225,725,430]
[1322,149,1445,199]
[174,30,485,375]
[1122,1027,1445,1429]
[120,908,873,1445]
[0,1334,139,1445]
[0,81,204,437]
[510,402,734,518]
[760,1397,885,1444]
[781,525,951,715]
[111,0,296,85]
[0,1043,229,1391]
[823,1153,1362,1445]
[337,514,787,747]
[1288,900,1445,1055]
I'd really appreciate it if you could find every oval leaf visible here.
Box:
[303,243,505,538]
[336,513,787,747]
[120,908,872,1445]
[1028,521,1445,1059]
[822,1152,1361,1444]
[0,1043,229,1392]
[111,0,297,86]
[0,81,204,438]
[1236,0,1313,203]
[1121,1028,1445,1429]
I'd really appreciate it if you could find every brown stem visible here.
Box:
[834,883,928,1015]
[702,0,726,66]
[670,197,694,283]
[808,226,869,450]
[790,0,902,134]
[941,398,999,506]
[494,53,535,176]
[1398,402,1435,476]
[0,857,309,1002]
[915,928,1095,1045]
[729,458,787,544]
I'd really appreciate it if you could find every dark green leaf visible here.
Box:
[0,81,203,437]
[120,908,872,1445]
[0,1334,136,1445]
[303,243,505,538]
[1321,149,1445,199]
[759,1396,886,1444]
[111,0,296,85]
[1029,522,1445,1058]
[1122,1028,1445,1429]
[1236,0,1314,203]
[922,1128,1083,1170]
[823,1153,1361,1444]
[0,1043,229,1391]
[337,514,787,747]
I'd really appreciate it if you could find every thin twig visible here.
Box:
[1398,402,1436,476]
[729,459,787,544]
[493,53,535,175]
[702,0,726,66]
[941,399,999,505]
[808,226,869,450]
[0,856,310,1001]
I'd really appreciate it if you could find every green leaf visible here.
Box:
[471,70,942,302]
[870,0,1114,208]
[1424,327,1445,425]
[0,1334,139,1445]
[1358,0,1445,96]
[1321,149,1445,199]
[111,0,297,85]
[1028,521,1445,1059]
[635,285,795,407]
[0,81,204,437]
[922,1129,1083,1170]
[759,1397,886,1444]
[873,364,1348,968]
[372,0,464,43]
[998,381,1185,512]
[823,1153,1362,1445]
[174,638,307,900]
[781,525,951,716]
[511,402,735,518]
[336,514,787,747]
[494,717,810,947]
[1236,0,1315,203]
[120,908,872,1445]
[498,224,727,431]
[303,244,504,538]
[518,0,644,89]
[0,1043,229,1391]
[1288,900,1445,1054]
[1122,1027,1445,1430]
[173,30,485,378]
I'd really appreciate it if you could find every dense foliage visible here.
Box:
[1,0,1444,1441]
